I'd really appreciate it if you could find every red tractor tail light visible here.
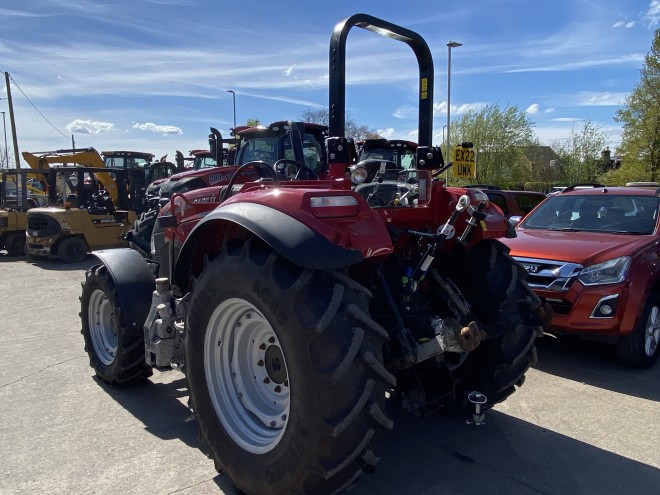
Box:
[309,195,360,218]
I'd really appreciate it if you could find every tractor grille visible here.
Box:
[27,213,61,237]
[512,256,583,292]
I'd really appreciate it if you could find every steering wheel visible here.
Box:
[92,189,115,212]
[220,160,279,202]
[273,159,320,181]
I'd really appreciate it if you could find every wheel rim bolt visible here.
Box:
[257,360,264,367]
[263,377,271,384]
[274,386,282,393]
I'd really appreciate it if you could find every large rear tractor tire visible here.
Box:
[185,237,394,495]
[80,264,152,385]
[442,240,543,410]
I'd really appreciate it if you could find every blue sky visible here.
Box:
[1,0,658,165]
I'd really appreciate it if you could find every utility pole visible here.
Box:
[5,72,20,167]
[227,90,236,128]
[1,111,8,168]
[446,42,462,184]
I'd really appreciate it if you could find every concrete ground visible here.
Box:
[1,252,658,495]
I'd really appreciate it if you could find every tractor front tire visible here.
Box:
[128,209,158,256]
[80,264,152,384]
[185,237,394,495]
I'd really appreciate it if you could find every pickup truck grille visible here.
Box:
[27,213,61,237]
[512,256,583,292]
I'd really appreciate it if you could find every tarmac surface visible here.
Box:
[1,251,659,495]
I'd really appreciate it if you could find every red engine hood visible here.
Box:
[501,228,653,265]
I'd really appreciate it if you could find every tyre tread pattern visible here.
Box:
[445,240,542,409]
[80,264,152,385]
[185,237,392,495]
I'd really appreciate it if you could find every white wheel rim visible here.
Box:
[204,298,289,454]
[88,288,117,365]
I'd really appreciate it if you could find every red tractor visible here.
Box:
[79,13,549,495]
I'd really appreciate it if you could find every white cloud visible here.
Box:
[65,119,114,134]
[613,20,635,29]
[526,103,540,114]
[647,0,660,26]
[575,91,627,106]
[551,117,584,122]
[132,122,182,135]
[432,101,488,116]
[282,64,297,77]
[392,105,416,119]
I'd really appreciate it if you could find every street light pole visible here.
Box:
[226,90,236,128]
[1,111,8,168]
[446,41,462,184]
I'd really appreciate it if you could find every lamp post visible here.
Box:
[1,111,7,168]
[226,90,236,128]
[446,41,462,183]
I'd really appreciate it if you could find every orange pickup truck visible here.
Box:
[502,184,660,368]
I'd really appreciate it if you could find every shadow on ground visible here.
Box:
[96,368,660,495]
[94,372,236,494]
[533,335,660,402]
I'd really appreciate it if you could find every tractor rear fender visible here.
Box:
[172,202,364,293]
[90,248,157,336]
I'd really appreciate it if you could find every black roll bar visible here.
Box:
[328,13,435,147]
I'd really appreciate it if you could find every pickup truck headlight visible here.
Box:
[578,256,631,286]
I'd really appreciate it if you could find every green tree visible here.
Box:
[451,104,537,186]
[300,108,380,141]
[551,120,607,184]
[614,28,660,181]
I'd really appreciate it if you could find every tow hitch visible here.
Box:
[466,391,487,426]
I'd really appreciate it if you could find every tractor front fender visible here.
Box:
[172,202,364,292]
[91,248,156,336]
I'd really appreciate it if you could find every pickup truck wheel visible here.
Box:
[185,237,393,495]
[59,236,88,263]
[5,232,25,257]
[616,293,660,368]
[80,264,152,384]
[442,240,543,409]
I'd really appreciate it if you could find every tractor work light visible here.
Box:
[349,164,368,184]
[309,195,359,218]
